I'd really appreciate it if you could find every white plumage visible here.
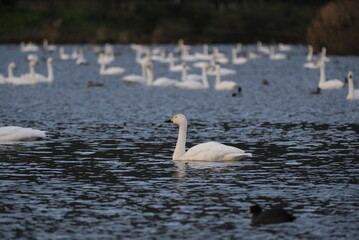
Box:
[0,126,46,142]
[167,114,252,161]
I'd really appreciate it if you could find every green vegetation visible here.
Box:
[0,0,332,45]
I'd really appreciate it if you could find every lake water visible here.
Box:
[0,44,358,239]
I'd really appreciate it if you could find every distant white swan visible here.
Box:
[22,58,54,83]
[168,53,183,72]
[346,72,359,100]
[43,39,56,51]
[214,64,238,90]
[0,126,46,143]
[99,57,125,75]
[232,48,248,65]
[122,60,147,84]
[76,48,88,65]
[269,46,287,60]
[59,47,70,60]
[175,64,209,89]
[318,60,344,89]
[20,42,39,52]
[146,63,178,87]
[166,114,252,161]
[7,62,35,85]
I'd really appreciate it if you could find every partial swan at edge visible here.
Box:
[0,126,46,143]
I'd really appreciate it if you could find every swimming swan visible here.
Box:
[346,72,359,100]
[174,64,209,89]
[214,64,238,90]
[7,62,36,85]
[146,63,179,87]
[0,126,46,142]
[22,58,54,83]
[99,58,125,75]
[166,114,252,161]
[318,60,344,89]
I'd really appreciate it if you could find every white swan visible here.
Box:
[214,64,238,90]
[166,114,252,161]
[146,63,178,87]
[0,126,46,143]
[346,72,359,100]
[43,39,57,51]
[194,44,211,60]
[174,64,209,89]
[269,46,287,60]
[99,58,125,75]
[232,48,248,65]
[7,62,36,85]
[278,43,291,51]
[20,42,39,52]
[59,47,70,60]
[122,60,147,84]
[168,53,183,72]
[22,58,54,83]
[76,48,88,65]
[318,60,344,89]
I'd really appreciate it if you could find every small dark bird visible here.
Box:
[232,86,242,97]
[247,204,296,226]
[310,87,321,94]
[87,81,104,87]
[261,79,269,85]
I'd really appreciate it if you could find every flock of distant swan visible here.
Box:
[1,39,358,159]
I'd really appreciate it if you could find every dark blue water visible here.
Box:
[0,44,358,239]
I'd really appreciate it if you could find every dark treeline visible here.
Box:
[0,0,339,45]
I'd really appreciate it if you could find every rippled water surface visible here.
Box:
[1,44,359,239]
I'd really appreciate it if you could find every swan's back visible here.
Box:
[175,80,206,89]
[184,141,252,161]
[0,126,46,142]
[319,79,344,89]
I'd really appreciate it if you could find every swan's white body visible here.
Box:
[43,39,56,51]
[7,62,36,85]
[99,60,125,75]
[278,43,291,51]
[232,48,248,65]
[20,42,39,52]
[146,64,178,87]
[175,64,209,89]
[59,47,70,60]
[122,60,147,84]
[22,58,54,83]
[0,126,46,142]
[168,114,252,161]
[76,48,88,65]
[318,61,344,89]
[269,46,287,60]
[214,64,238,90]
[346,72,359,100]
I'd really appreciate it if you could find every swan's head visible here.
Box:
[348,71,353,80]
[167,114,187,126]
[47,58,53,63]
[9,62,16,69]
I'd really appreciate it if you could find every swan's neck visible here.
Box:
[47,61,53,81]
[173,122,187,160]
[146,67,153,86]
[348,77,354,98]
[202,66,209,88]
[232,49,236,62]
[29,63,36,84]
[203,44,208,56]
[319,62,326,83]
[215,66,221,85]
[307,46,313,61]
[8,65,13,78]
[181,65,187,82]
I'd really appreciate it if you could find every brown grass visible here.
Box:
[307,0,359,55]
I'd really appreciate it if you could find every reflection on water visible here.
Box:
[0,44,359,239]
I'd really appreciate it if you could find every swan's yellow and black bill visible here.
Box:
[165,118,173,123]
